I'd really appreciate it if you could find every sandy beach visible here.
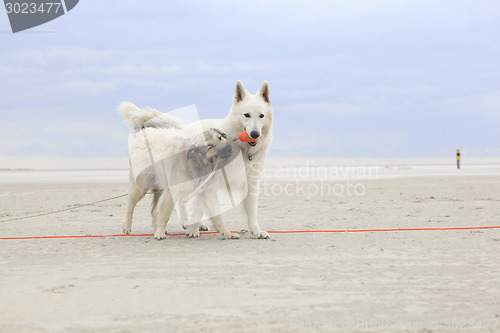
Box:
[1,165,500,332]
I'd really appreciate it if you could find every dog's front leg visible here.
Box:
[243,162,270,239]
[211,215,239,239]
[185,222,202,238]
[206,195,239,239]
[184,196,205,238]
[243,191,270,239]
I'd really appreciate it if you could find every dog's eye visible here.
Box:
[217,134,222,141]
[207,144,215,150]
[244,113,250,118]
[259,114,265,118]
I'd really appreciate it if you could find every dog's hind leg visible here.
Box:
[154,190,174,240]
[150,190,162,230]
[122,182,148,234]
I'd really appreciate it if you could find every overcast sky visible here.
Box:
[1,0,499,168]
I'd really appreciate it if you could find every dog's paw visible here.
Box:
[154,231,167,240]
[222,232,240,240]
[185,226,200,238]
[122,224,132,234]
[199,223,209,232]
[253,230,270,239]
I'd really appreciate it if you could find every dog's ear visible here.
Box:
[258,81,271,104]
[234,80,247,103]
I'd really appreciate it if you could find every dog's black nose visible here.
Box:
[250,131,260,139]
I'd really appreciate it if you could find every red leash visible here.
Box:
[1,225,499,240]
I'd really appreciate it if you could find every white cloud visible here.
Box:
[282,102,385,117]
[443,91,500,120]
[6,47,113,67]
[55,79,118,96]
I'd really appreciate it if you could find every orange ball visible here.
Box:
[238,131,258,143]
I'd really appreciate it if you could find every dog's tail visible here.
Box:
[119,101,183,130]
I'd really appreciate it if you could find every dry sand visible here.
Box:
[1,169,500,332]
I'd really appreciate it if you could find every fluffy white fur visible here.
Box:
[119,101,183,131]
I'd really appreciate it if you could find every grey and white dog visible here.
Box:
[119,102,236,239]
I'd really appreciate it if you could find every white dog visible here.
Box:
[173,80,274,239]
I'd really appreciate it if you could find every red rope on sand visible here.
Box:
[1,225,499,240]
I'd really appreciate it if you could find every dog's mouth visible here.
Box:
[215,149,234,160]
[242,128,258,147]
[218,154,232,160]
